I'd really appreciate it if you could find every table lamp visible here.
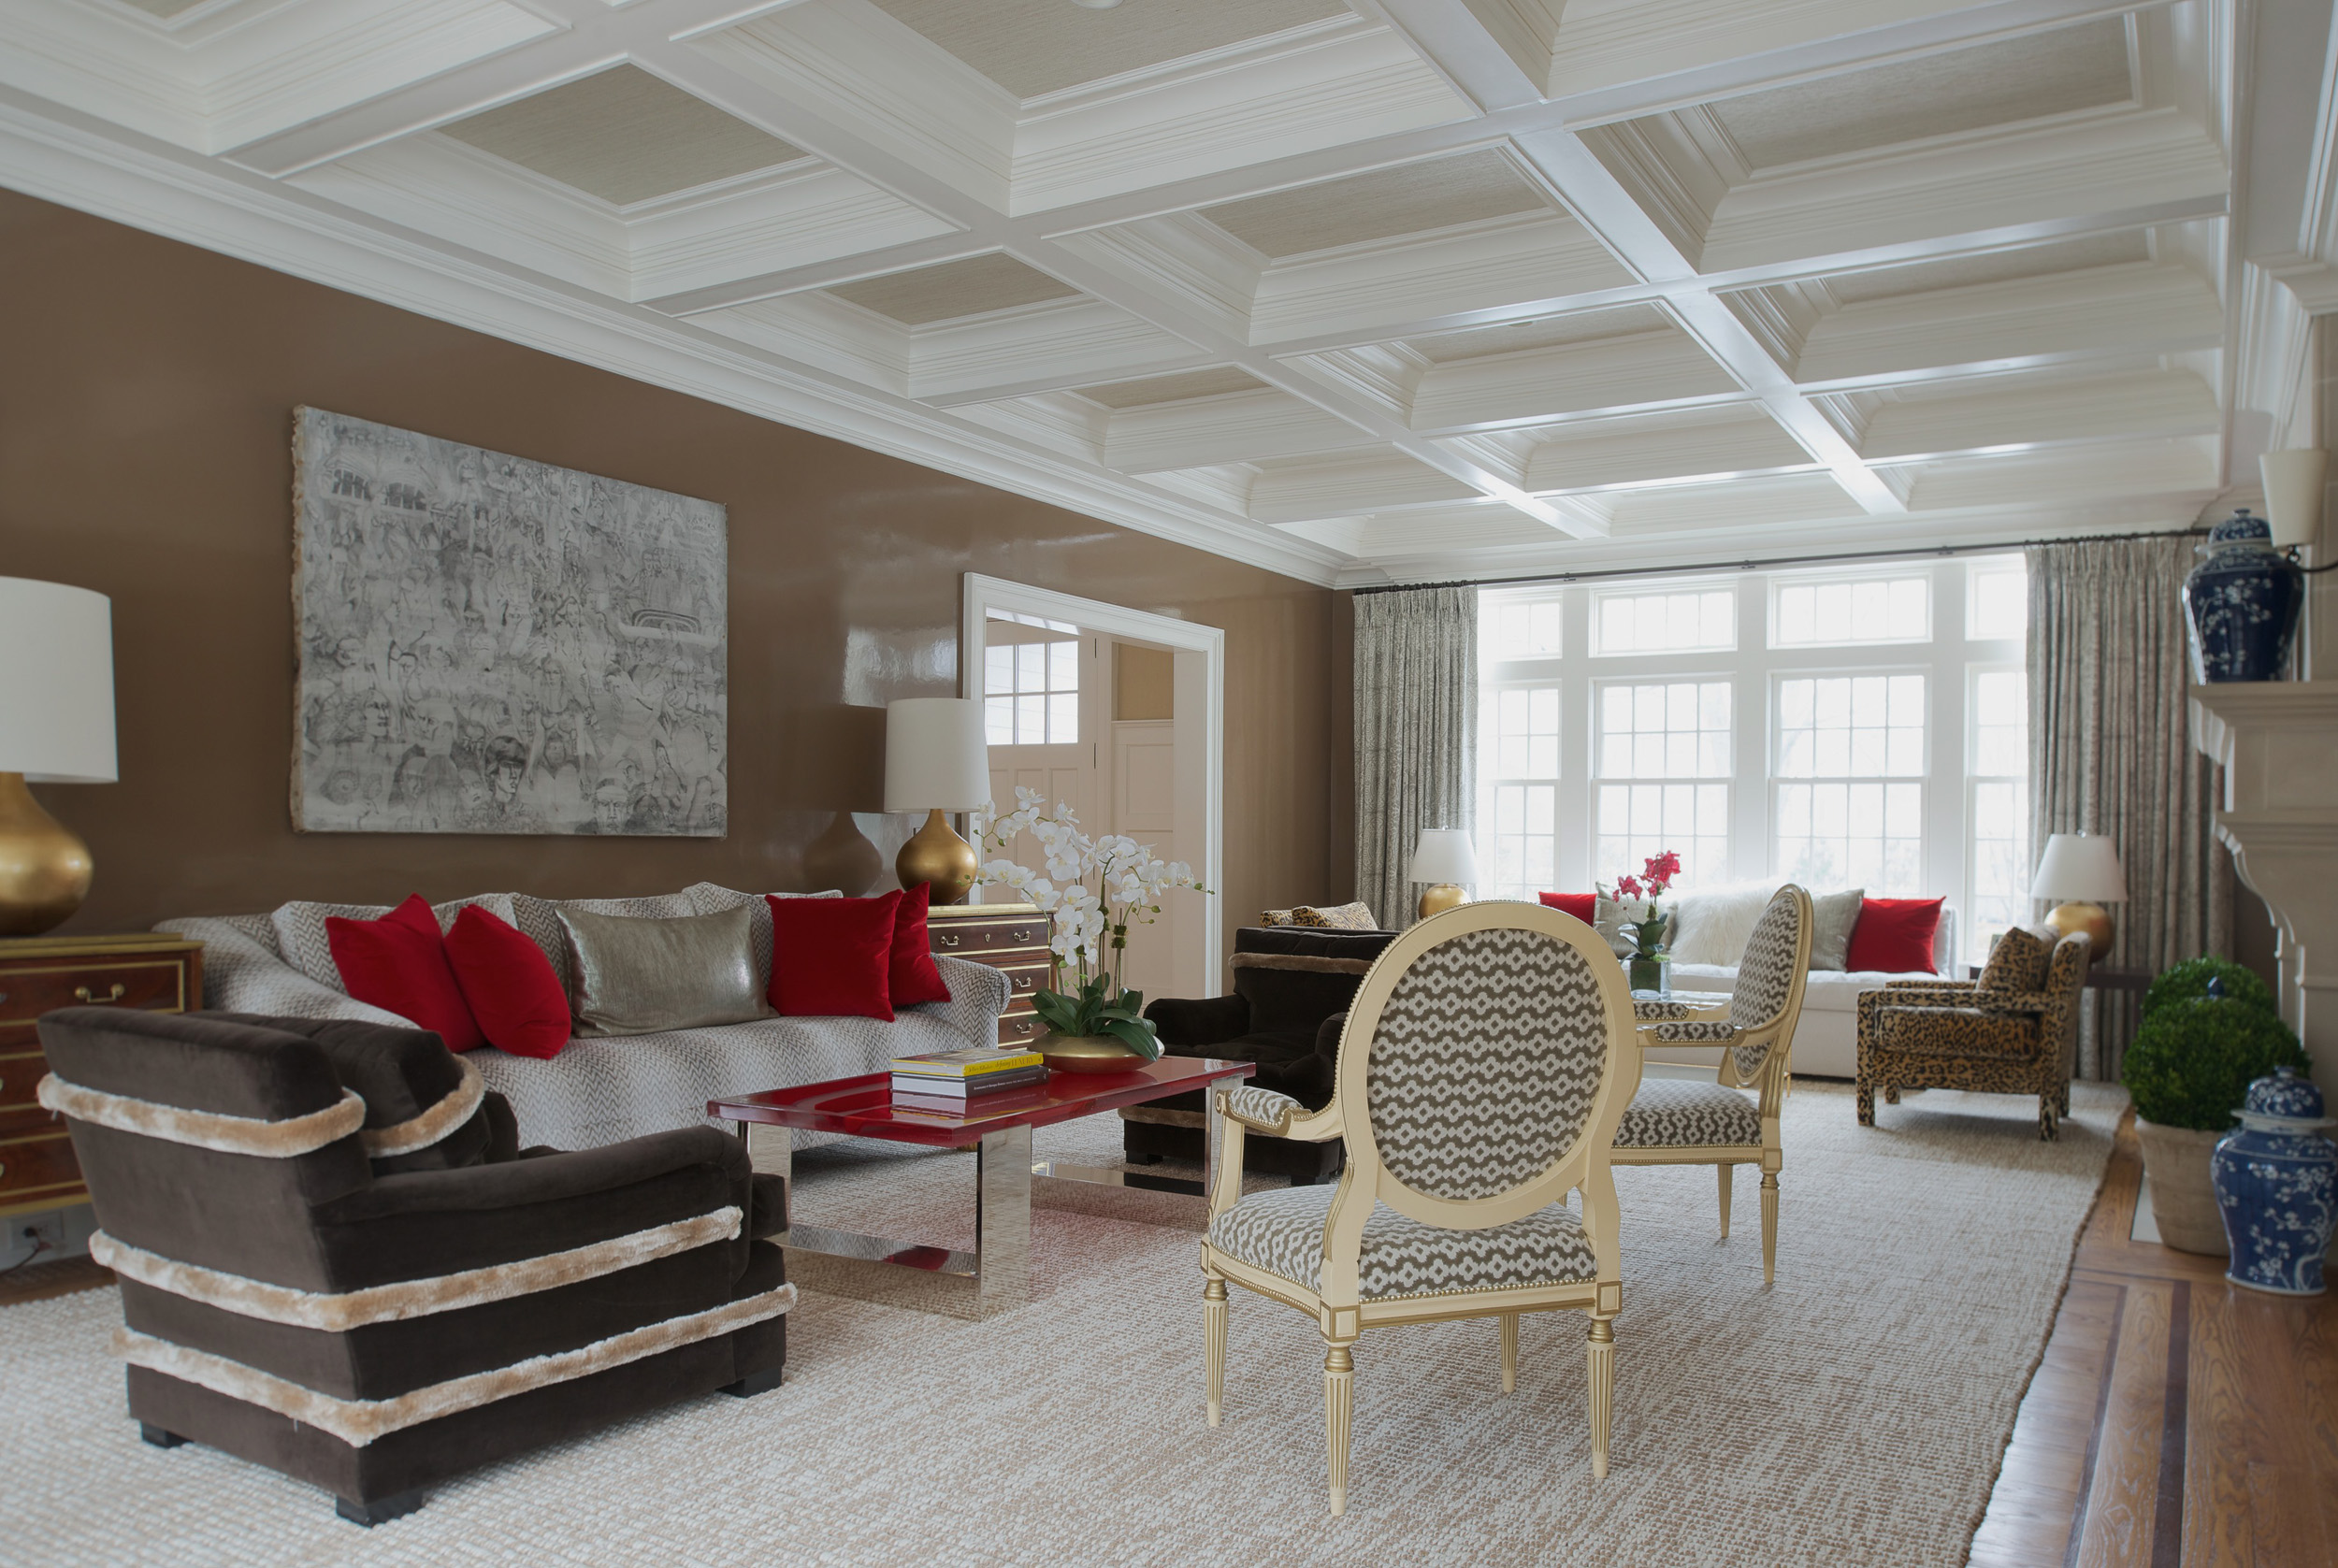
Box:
[884,697,989,904]
[0,578,117,936]
[1408,828,1478,919]
[2029,832,2127,952]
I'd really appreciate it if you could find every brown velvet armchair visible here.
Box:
[36,1007,793,1526]
[1855,930,2091,1140]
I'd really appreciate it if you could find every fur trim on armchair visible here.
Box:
[90,1206,743,1331]
[359,1054,486,1158]
[1228,953,1375,974]
[113,1282,797,1446]
[38,1074,365,1158]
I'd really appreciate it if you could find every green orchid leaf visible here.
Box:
[1096,1017,1163,1062]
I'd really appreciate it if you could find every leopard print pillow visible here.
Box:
[1978,924,2053,993]
[1291,901,1378,930]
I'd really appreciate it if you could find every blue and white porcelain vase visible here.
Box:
[2212,1067,2335,1295]
[2183,508,2304,683]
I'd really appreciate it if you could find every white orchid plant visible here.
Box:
[970,786,1208,1061]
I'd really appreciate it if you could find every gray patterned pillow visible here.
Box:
[1807,887,1865,971]
[1593,894,1652,958]
[271,893,516,993]
[557,903,768,1037]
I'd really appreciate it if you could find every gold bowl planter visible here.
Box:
[1038,1032,1152,1074]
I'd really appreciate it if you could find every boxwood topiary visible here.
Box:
[2121,997,2309,1130]
[2142,956,2275,1023]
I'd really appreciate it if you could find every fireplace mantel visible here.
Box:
[2188,683,2338,1086]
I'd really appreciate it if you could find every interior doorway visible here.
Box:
[960,575,1222,1002]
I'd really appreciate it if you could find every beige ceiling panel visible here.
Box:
[1709,18,2134,169]
[1897,439,2218,511]
[441,65,807,206]
[867,0,1349,99]
[1411,329,1740,432]
[1820,231,2151,306]
[1407,304,1669,364]
[1607,473,1865,532]
[829,253,1081,325]
[1526,407,1813,492]
[1248,450,1479,523]
[1859,367,2218,460]
[1079,367,1268,409]
[1203,148,1552,259]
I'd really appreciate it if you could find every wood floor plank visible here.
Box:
[2074,1279,2173,1568]
[2184,1280,2260,1568]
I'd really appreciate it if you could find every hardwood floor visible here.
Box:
[1970,1113,2338,1567]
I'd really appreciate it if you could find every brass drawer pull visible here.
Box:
[1009,927,1035,942]
[1012,973,1032,990]
[938,934,960,948]
[75,984,128,1004]
[1006,1019,1035,1036]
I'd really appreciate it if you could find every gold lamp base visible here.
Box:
[896,807,979,905]
[2046,900,2115,953]
[0,771,94,937]
[1418,883,1467,919]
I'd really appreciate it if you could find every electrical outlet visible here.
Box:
[11,1214,65,1266]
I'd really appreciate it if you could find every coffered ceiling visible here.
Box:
[1,0,2333,587]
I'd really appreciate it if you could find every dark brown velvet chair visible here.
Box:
[36,1007,791,1526]
[1122,925,1396,1184]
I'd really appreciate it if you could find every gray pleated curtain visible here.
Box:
[2027,535,2231,1078]
[1354,586,1477,930]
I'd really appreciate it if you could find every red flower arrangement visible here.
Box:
[1613,851,1681,902]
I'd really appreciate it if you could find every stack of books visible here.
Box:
[888,1045,1049,1114]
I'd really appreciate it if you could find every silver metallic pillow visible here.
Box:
[1807,887,1866,971]
[556,904,767,1038]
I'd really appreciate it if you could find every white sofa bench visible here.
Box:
[157,886,1009,1155]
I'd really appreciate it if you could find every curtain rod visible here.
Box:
[1348,525,2213,596]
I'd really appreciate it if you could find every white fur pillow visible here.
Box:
[1665,881,1786,967]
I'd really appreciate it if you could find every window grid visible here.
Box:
[1483,683,1563,899]
[983,626,1079,745]
[1590,589,1734,656]
[1773,673,1927,896]
[1489,597,1563,660]
[1965,667,2030,962]
[1967,559,2028,641]
[1771,574,1930,648]
[1593,679,1731,885]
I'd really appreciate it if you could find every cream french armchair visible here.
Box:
[1197,902,1638,1516]
[1613,885,1812,1285]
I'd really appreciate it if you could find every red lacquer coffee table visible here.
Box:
[710,1057,1256,1319]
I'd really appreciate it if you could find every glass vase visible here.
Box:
[1627,952,1670,996]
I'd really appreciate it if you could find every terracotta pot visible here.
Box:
[2135,1117,2230,1256]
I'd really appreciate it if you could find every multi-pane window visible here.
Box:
[1774,674,1926,894]
[1772,574,1929,647]
[1489,598,1563,659]
[1594,681,1730,885]
[1966,668,2030,961]
[983,613,1079,744]
[1591,589,1734,656]
[1968,559,2028,640]
[1485,685,1561,895]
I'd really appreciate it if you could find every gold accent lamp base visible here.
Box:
[1418,882,1466,919]
[896,807,978,905]
[2046,900,2114,953]
[0,771,94,937]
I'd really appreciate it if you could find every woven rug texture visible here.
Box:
[1,1079,2122,1567]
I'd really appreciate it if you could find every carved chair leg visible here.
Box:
[1499,1311,1518,1393]
[1716,1163,1733,1239]
[2038,1098,2058,1142]
[1324,1341,1356,1517]
[1760,1172,1780,1286]
[1855,1080,1875,1127]
[1586,1316,1615,1481]
[1204,1276,1228,1428]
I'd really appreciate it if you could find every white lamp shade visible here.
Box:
[2259,449,2327,549]
[883,698,989,812]
[2028,833,2128,903]
[0,577,116,784]
[1407,828,1479,885]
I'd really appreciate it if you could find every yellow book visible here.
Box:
[887,1045,1046,1079]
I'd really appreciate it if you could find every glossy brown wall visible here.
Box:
[0,191,1350,952]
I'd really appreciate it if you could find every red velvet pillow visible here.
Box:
[768,890,901,1020]
[888,882,953,1008]
[1846,897,1944,974]
[326,894,486,1053]
[443,904,572,1059]
[1539,893,1597,925]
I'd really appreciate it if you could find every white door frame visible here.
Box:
[960,572,1223,997]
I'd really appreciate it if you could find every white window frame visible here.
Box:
[1768,666,1931,897]
[1767,566,1933,650]
[1962,662,2030,964]
[1587,584,1737,658]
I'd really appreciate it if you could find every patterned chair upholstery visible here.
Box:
[1610,885,1812,1285]
[1855,930,2092,1140]
[1196,903,1638,1516]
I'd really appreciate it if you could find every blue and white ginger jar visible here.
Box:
[2183,508,2304,683]
[2212,1066,2335,1295]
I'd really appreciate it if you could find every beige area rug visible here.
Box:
[2,1080,2123,1567]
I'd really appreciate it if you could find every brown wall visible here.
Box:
[0,190,1350,954]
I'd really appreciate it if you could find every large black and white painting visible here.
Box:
[291,408,727,836]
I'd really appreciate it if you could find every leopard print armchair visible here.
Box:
[1855,931,2091,1140]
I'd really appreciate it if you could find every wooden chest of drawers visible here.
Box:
[1,933,204,1219]
[925,902,1050,1047]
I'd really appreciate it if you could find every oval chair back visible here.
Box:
[1724,885,1814,1083]
[1319,901,1638,1302]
